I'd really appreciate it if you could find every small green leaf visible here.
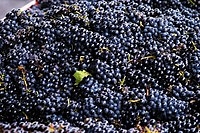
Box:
[73,70,91,85]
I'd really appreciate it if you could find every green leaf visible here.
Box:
[73,70,91,85]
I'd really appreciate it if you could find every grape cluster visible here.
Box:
[0,120,84,133]
[0,0,200,132]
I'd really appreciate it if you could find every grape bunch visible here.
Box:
[0,0,200,132]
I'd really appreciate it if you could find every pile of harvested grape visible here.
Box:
[0,0,199,132]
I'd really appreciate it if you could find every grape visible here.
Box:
[0,0,199,132]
